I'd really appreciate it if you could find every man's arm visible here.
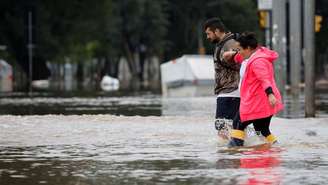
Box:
[223,50,243,64]
[218,40,240,70]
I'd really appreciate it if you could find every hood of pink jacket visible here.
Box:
[250,46,279,64]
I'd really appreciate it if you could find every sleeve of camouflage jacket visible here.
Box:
[218,39,240,71]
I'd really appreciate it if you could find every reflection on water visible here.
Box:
[0,146,283,185]
[238,146,281,185]
[1,115,328,184]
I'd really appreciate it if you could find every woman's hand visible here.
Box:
[268,94,277,107]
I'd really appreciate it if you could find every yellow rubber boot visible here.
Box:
[228,129,245,147]
[266,134,277,144]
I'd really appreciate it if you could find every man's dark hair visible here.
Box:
[203,17,227,33]
[235,32,258,49]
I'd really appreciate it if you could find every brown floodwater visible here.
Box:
[0,115,328,185]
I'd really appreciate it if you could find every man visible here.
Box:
[203,17,240,139]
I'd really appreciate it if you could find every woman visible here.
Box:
[227,32,284,147]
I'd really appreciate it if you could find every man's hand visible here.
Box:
[222,51,237,62]
[268,94,277,107]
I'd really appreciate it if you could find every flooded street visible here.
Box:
[1,115,328,185]
[0,92,328,184]
[0,91,328,117]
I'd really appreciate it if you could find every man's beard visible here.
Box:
[211,38,220,44]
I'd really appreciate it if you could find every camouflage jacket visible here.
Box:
[213,33,240,95]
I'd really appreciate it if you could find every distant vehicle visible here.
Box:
[100,75,120,91]
[160,55,214,97]
[32,79,50,90]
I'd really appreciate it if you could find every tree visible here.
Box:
[111,0,169,79]
[165,0,261,60]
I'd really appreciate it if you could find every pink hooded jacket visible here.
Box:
[234,47,284,122]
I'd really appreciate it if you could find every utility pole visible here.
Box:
[257,0,272,48]
[289,0,302,115]
[198,20,205,55]
[265,11,272,48]
[272,0,287,96]
[303,0,315,117]
[27,10,33,96]
[289,0,301,95]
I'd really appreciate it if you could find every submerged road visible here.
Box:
[0,115,328,185]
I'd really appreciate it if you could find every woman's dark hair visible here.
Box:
[235,32,258,49]
[203,17,227,33]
